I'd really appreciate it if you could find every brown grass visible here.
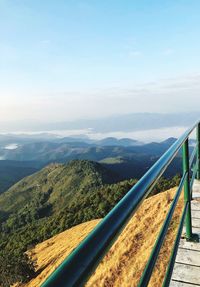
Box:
[20,187,184,287]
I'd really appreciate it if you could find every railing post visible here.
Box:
[182,139,193,241]
[197,123,200,180]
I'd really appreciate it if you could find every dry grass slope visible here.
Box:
[21,187,184,287]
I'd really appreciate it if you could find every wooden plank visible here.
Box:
[176,248,200,266]
[192,199,200,203]
[179,238,200,251]
[192,218,200,228]
[192,180,200,195]
[170,280,200,287]
[191,202,200,211]
[192,227,200,235]
[170,180,200,286]
[172,263,200,285]
[192,210,200,218]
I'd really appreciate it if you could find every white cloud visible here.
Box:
[1,73,200,122]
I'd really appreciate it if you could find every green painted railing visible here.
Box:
[41,122,200,287]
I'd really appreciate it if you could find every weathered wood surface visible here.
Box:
[170,279,200,287]
[191,201,200,210]
[179,238,200,251]
[191,217,200,228]
[192,210,200,218]
[170,180,200,287]
[176,248,200,266]
[170,280,200,287]
[171,264,200,285]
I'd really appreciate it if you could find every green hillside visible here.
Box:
[0,160,180,287]
[0,160,117,216]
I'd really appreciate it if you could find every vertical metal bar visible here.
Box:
[182,139,193,240]
[162,202,188,287]
[197,123,200,180]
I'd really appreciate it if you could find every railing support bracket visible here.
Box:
[185,233,199,243]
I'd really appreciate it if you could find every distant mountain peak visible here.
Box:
[96,137,141,147]
[160,137,177,145]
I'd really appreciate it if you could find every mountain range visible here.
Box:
[0,136,182,195]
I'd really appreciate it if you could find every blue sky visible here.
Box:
[1,0,200,122]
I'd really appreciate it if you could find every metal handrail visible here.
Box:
[138,172,187,287]
[189,144,197,167]
[162,201,189,287]
[41,121,200,287]
[190,160,198,190]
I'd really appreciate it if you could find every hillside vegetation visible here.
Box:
[0,160,118,216]
[20,187,183,287]
[0,159,180,287]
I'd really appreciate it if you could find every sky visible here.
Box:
[1,0,200,123]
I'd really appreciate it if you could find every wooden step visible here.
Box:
[176,248,200,266]
[170,181,200,286]
[170,280,200,287]
[171,263,200,285]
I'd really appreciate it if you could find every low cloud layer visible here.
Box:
[0,73,200,123]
